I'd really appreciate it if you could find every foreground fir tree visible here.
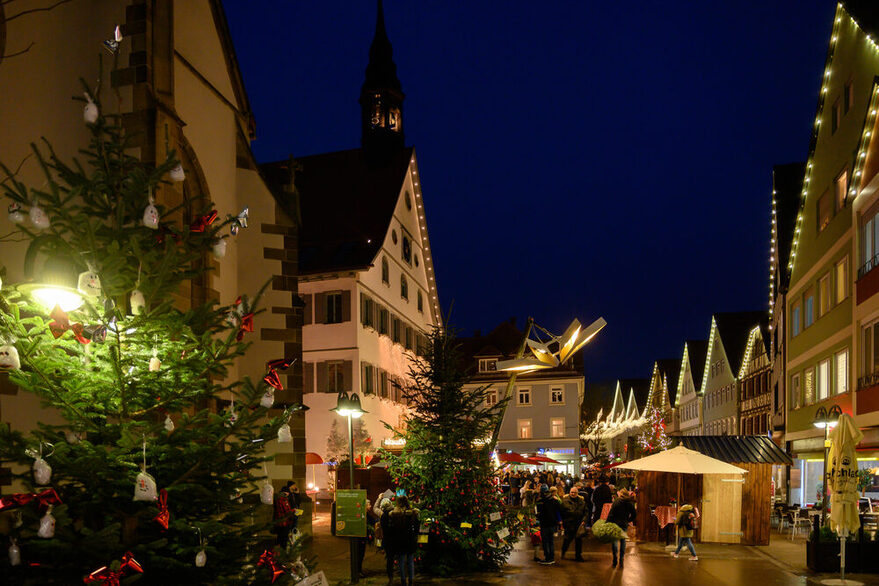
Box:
[0,88,307,584]
[381,328,525,576]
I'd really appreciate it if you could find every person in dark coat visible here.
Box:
[377,498,396,582]
[536,484,562,565]
[581,480,594,527]
[591,476,613,525]
[385,495,419,586]
[272,484,294,547]
[606,488,637,568]
[560,487,587,561]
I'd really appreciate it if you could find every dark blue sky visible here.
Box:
[223,1,835,382]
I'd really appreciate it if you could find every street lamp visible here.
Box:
[17,258,86,312]
[813,404,843,527]
[330,391,367,584]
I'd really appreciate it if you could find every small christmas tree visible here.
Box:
[326,419,348,462]
[351,418,373,464]
[381,328,524,576]
[636,407,672,456]
[0,84,307,584]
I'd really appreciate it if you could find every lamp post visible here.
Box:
[813,404,842,527]
[331,391,367,584]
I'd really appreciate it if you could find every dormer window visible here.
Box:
[402,234,412,264]
[479,358,498,372]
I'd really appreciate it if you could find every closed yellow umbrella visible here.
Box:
[828,412,863,583]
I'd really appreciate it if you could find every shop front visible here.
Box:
[497,440,581,475]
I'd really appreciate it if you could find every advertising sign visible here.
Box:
[335,489,367,537]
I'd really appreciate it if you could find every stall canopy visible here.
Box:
[616,445,748,475]
[529,455,561,464]
[497,451,535,464]
[305,452,324,465]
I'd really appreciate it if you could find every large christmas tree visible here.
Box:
[381,328,524,576]
[0,87,307,584]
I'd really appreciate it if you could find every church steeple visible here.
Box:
[360,0,405,158]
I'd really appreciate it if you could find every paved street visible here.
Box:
[311,512,879,585]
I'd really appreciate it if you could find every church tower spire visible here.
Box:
[360,0,405,158]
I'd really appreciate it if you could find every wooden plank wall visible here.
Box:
[634,471,702,542]
[738,462,772,545]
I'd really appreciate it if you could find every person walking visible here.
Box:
[606,488,636,568]
[377,498,396,584]
[386,495,419,585]
[536,484,562,565]
[272,483,294,548]
[581,480,594,527]
[591,476,613,525]
[521,479,536,508]
[560,486,587,561]
[671,504,698,561]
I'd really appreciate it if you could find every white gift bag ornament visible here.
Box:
[149,356,161,372]
[77,271,102,297]
[143,199,159,229]
[130,289,146,315]
[134,469,158,501]
[195,549,207,567]
[8,540,20,567]
[212,239,227,260]
[0,344,20,370]
[65,430,82,444]
[169,164,185,182]
[29,205,49,230]
[260,479,274,505]
[8,203,25,224]
[33,457,52,485]
[38,508,55,538]
[277,423,292,443]
[164,414,174,432]
[260,389,275,409]
[83,93,99,124]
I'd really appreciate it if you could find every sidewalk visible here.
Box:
[757,530,879,585]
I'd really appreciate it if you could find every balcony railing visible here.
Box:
[858,253,879,280]
[858,371,879,391]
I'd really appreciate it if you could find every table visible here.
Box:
[653,505,677,545]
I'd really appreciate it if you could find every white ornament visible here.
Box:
[277,423,292,443]
[29,205,49,230]
[83,93,99,124]
[130,290,146,315]
[260,480,274,505]
[8,203,25,224]
[65,430,82,444]
[195,549,207,567]
[212,239,227,260]
[77,271,102,297]
[169,164,185,182]
[149,356,161,372]
[33,457,52,485]
[133,470,158,501]
[8,540,20,567]
[260,389,275,409]
[0,345,20,370]
[38,508,55,538]
[143,201,159,229]
[164,414,174,432]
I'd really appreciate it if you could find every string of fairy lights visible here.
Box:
[408,152,442,324]
[699,317,717,395]
[737,325,763,380]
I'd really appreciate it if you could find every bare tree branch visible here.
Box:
[5,0,74,22]
[2,41,34,59]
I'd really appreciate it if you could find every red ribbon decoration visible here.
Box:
[49,305,90,344]
[83,551,143,585]
[154,489,170,530]
[0,488,62,513]
[257,549,285,583]
[236,313,254,342]
[263,359,293,391]
[190,210,218,233]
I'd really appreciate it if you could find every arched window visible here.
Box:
[417,291,423,313]
[401,275,408,300]
[381,257,389,285]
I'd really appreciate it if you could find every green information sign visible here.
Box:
[335,489,367,537]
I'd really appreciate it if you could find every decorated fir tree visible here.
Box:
[381,328,524,576]
[636,407,672,456]
[0,86,308,584]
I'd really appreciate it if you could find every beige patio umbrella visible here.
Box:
[827,413,864,584]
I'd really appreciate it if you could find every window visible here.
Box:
[804,287,815,328]
[517,419,532,439]
[804,367,815,405]
[362,363,374,394]
[478,358,498,372]
[389,107,400,131]
[381,257,389,285]
[862,212,879,278]
[392,316,402,344]
[845,79,854,113]
[836,169,849,211]
[405,327,413,351]
[378,307,389,335]
[550,387,564,405]
[362,295,375,328]
[862,320,879,377]
[836,257,848,303]
[326,292,343,324]
[328,361,344,393]
[405,190,412,210]
[486,389,498,406]
[818,191,832,232]
[817,358,831,401]
[836,349,849,394]
[402,234,412,264]
[379,369,389,398]
[550,417,565,438]
[792,301,802,337]
[517,387,531,406]
[832,98,841,133]
[400,275,408,300]
[819,273,831,317]
[417,291,423,313]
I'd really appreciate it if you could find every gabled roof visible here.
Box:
[771,162,805,297]
[582,380,618,419]
[845,1,879,40]
[686,340,709,394]
[657,358,681,408]
[619,378,650,415]
[713,311,768,376]
[677,435,792,465]
[609,384,626,422]
[261,147,413,275]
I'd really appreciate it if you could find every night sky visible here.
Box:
[222,1,836,382]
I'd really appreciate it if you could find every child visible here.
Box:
[671,504,698,561]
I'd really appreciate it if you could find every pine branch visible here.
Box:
[5,0,74,21]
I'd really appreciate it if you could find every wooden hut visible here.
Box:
[634,436,791,545]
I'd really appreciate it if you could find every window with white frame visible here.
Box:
[517,419,532,439]
[835,349,849,394]
[485,388,498,406]
[817,358,831,401]
[517,387,531,406]
[478,358,498,372]
[836,257,848,303]
[550,387,564,405]
[550,417,565,438]
[862,319,879,378]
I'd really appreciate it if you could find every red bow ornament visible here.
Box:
[232,297,254,341]
[83,551,143,585]
[263,359,293,391]
[190,210,218,233]
[154,488,170,530]
[49,306,90,344]
[257,549,285,583]
[0,488,63,513]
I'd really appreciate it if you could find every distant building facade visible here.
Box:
[674,340,708,436]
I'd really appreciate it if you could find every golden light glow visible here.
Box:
[496,357,552,373]
[526,339,560,367]
[558,317,607,364]
[19,283,84,312]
